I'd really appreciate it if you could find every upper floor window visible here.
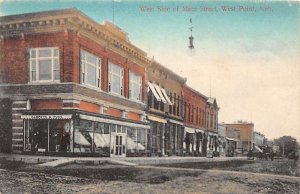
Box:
[80,50,101,88]
[30,47,59,82]
[129,71,142,101]
[108,62,124,96]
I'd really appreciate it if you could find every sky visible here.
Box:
[0,0,299,141]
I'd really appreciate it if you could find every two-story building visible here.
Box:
[224,121,254,155]
[146,60,186,156]
[183,85,209,156]
[0,8,151,157]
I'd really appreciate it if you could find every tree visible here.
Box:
[273,136,298,157]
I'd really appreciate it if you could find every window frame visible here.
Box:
[129,70,142,101]
[108,62,124,96]
[29,47,60,82]
[80,50,102,89]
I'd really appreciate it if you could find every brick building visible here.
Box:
[146,60,186,156]
[183,85,212,156]
[0,9,151,156]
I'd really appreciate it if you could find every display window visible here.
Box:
[24,119,71,153]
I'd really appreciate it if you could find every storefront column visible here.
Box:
[47,120,50,152]
[70,119,74,152]
[162,123,165,156]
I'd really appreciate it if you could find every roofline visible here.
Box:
[151,60,187,84]
[0,8,148,59]
[183,84,208,100]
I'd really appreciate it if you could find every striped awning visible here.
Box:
[147,82,161,102]
[153,83,167,104]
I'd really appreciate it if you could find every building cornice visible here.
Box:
[0,8,151,68]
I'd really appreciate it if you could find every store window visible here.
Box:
[108,62,124,96]
[93,123,110,154]
[129,71,142,101]
[127,127,137,153]
[74,120,93,153]
[24,119,70,152]
[80,50,101,88]
[29,47,59,82]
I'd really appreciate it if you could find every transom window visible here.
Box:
[30,47,59,82]
[108,62,124,96]
[80,50,101,88]
[129,71,142,101]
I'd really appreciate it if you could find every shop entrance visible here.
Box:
[111,133,126,157]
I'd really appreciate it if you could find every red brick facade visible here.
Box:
[183,85,207,129]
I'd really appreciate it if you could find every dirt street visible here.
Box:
[0,159,299,194]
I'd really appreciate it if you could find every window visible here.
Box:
[80,50,101,88]
[169,92,173,115]
[108,62,124,96]
[129,71,142,101]
[30,47,59,82]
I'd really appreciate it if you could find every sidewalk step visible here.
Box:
[109,159,137,166]
[38,158,75,167]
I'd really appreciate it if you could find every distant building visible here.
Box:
[225,125,239,156]
[224,121,254,154]
[253,131,265,147]
[218,123,226,157]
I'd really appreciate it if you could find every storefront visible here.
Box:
[165,119,184,156]
[184,127,205,156]
[21,113,150,157]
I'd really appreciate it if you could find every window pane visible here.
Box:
[31,72,36,81]
[54,59,59,70]
[111,64,120,74]
[112,74,120,94]
[31,60,36,71]
[86,53,97,64]
[54,70,59,80]
[54,49,59,57]
[39,59,52,80]
[87,64,96,86]
[38,49,51,57]
[30,50,36,58]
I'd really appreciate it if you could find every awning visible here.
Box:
[196,128,205,133]
[226,137,238,141]
[184,127,195,133]
[153,83,167,104]
[168,119,183,125]
[79,114,150,129]
[147,82,161,102]
[127,136,146,150]
[254,145,263,153]
[89,132,110,147]
[147,115,167,123]
[74,132,91,146]
[21,115,72,120]
[160,87,173,105]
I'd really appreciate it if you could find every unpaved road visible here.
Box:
[0,165,299,194]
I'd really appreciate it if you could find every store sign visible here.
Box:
[21,115,72,120]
